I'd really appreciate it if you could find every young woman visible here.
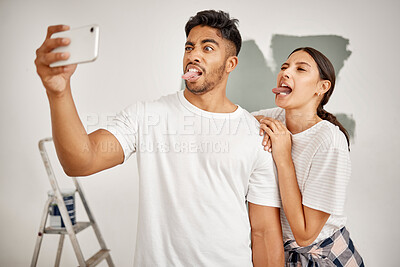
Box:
[253,47,364,266]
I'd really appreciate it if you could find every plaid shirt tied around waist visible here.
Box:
[284,227,364,267]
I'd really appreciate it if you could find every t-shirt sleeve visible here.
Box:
[251,107,285,121]
[247,150,281,207]
[99,103,140,163]
[251,108,273,117]
[302,147,351,215]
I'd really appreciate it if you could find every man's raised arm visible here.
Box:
[35,25,123,176]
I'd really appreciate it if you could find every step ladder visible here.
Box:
[31,137,115,267]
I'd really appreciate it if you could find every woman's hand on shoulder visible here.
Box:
[254,115,265,122]
[259,117,292,161]
[256,116,273,151]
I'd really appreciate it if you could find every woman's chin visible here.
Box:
[275,95,289,109]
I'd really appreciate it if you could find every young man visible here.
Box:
[35,10,283,266]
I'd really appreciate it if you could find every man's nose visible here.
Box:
[187,48,201,63]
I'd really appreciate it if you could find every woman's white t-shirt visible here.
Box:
[253,107,351,244]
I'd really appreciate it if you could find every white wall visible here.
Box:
[1,0,399,266]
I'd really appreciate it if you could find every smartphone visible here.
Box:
[50,24,100,67]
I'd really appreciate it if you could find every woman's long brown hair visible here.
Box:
[289,47,350,150]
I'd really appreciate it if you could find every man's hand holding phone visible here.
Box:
[35,25,77,97]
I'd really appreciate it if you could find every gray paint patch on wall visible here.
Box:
[227,40,276,112]
[335,113,356,140]
[270,34,352,77]
[227,35,356,141]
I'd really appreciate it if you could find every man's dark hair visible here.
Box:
[185,10,242,56]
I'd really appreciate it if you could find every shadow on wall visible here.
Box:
[227,34,356,141]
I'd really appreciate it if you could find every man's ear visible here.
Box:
[226,56,238,73]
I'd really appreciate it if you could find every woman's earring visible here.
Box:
[317,92,321,96]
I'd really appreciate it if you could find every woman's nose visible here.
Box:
[282,69,291,79]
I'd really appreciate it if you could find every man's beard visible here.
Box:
[185,63,225,95]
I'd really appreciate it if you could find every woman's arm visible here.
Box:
[259,118,330,247]
[275,156,330,246]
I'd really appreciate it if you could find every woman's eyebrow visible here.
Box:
[296,62,312,67]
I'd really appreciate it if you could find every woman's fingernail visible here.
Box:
[263,141,267,146]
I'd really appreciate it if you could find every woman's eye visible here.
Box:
[204,46,213,51]
[298,68,306,71]
[280,67,287,70]
[185,47,193,52]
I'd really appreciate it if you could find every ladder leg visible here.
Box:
[37,139,114,267]
[73,178,115,267]
[105,254,115,267]
[54,192,87,267]
[40,139,86,266]
[31,197,52,267]
[54,234,64,267]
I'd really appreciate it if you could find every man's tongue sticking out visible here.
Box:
[182,66,202,82]
[182,71,198,80]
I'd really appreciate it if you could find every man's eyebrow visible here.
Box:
[201,39,219,46]
[185,41,194,46]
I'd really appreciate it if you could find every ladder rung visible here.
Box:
[84,249,110,267]
[44,222,92,235]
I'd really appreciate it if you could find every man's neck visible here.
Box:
[183,87,237,113]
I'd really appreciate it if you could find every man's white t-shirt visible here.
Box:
[253,107,351,244]
[103,91,281,267]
